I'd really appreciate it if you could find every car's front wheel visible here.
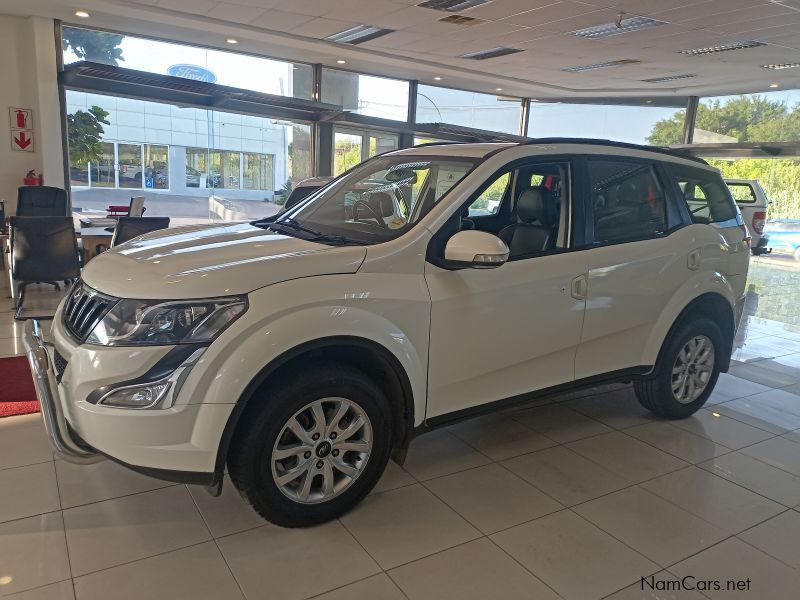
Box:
[634,317,722,419]
[229,364,392,527]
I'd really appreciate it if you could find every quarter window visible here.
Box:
[588,159,667,244]
[468,172,509,216]
[669,165,738,224]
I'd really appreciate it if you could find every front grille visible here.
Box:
[62,281,117,342]
[52,349,69,380]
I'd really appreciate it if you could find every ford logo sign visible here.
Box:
[166,64,217,83]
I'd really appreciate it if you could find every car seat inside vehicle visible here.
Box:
[498,187,559,258]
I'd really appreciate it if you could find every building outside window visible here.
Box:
[416,84,522,135]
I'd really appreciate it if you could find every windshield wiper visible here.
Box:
[255,218,366,245]
[267,218,324,237]
[309,234,367,246]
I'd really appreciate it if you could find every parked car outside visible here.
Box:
[763,219,800,260]
[724,179,769,255]
[26,140,749,528]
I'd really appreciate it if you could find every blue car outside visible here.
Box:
[764,219,800,260]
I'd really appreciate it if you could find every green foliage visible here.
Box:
[334,141,362,175]
[274,179,293,205]
[648,95,800,219]
[62,28,124,65]
[471,173,510,211]
[66,106,110,167]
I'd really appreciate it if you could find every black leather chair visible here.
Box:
[498,188,558,258]
[10,217,80,319]
[111,217,170,247]
[17,186,68,217]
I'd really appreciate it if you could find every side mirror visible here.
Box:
[444,230,509,269]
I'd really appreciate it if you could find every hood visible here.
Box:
[81,222,367,299]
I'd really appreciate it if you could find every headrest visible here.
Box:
[516,188,557,225]
[369,192,394,217]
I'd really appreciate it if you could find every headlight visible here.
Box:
[86,296,247,346]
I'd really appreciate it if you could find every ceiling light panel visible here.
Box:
[570,16,666,39]
[679,40,766,55]
[326,25,395,45]
[641,74,697,83]
[459,47,524,60]
[762,62,800,69]
[562,59,641,72]
[439,14,485,25]
[417,0,489,12]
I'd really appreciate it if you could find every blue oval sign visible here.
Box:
[166,64,217,83]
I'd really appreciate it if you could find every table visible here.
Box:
[79,227,114,263]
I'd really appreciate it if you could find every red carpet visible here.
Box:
[0,356,40,418]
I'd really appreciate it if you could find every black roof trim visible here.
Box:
[519,138,708,165]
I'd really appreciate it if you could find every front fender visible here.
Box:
[640,270,738,367]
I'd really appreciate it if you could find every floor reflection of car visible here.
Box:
[763,219,800,260]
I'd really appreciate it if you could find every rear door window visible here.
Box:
[727,182,757,203]
[669,164,738,225]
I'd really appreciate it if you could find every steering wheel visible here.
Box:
[353,199,389,229]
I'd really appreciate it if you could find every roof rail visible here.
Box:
[519,137,708,165]
[412,141,464,147]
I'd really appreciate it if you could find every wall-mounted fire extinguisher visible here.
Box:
[23,169,43,186]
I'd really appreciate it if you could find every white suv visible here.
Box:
[26,140,750,527]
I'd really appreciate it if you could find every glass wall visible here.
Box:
[321,68,409,121]
[66,90,311,225]
[528,102,687,145]
[416,84,522,135]
[691,89,800,143]
[62,26,313,100]
[333,127,399,176]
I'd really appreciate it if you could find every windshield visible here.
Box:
[272,155,479,244]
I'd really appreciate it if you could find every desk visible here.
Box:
[79,227,114,263]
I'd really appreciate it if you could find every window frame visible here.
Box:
[664,162,741,228]
[581,155,683,248]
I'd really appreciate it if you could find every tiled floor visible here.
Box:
[2,258,800,599]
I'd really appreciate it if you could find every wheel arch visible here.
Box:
[213,335,416,487]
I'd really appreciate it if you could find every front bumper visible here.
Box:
[22,319,103,464]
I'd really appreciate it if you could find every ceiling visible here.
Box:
[4,0,800,100]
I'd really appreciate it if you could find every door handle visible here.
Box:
[570,274,588,300]
[687,248,701,270]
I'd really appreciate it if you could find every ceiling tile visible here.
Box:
[249,9,315,31]
[289,17,361,38]
[465,0,564,21]
[268,0,331,17]
[321,0,405,22]
[502,1,605,27]
[204,2,266,23]
[358,30,430,49]
[157,0,218,13]
[370,6,438,29]
[654,0,776,23]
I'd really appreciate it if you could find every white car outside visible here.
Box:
[725,178,769,255]
[25,140,749,527]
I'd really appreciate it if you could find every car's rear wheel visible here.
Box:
[634,317,722,419]
[229,364,392,527]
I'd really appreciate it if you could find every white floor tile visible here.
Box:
[372,459,416,494]
[564,387,658,430]
[403,429,491,481]
[740,437,800,477]
[218,521,379,600]
[55,459,172,509]
[567,431,688,483]
[641,467,783,535]
[575,486,727,567]
[0,336,23,357]
[425,463,562,534]
[447,414,556,461]
[511,403,613,443]
[73,542,243,600]
[503,445,632,506]
[310,574,406,600]
[699,451,800,507]
[625,422,731,463]
[63,486,211,576]
[0,513,71,596]
[714,388,800,434]
[671,538,800,599]
[187,476,265,539]
[670,409,774,450]
[389,538,559,600]
[492,510,658,600]
[3,581,75,600]
[340,484,480,569]
[605,572,707,599]
[738,510,800,569]
[0,414,53,471]
[0,462,60,524]
[707,373,772,404]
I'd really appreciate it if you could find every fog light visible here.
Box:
[100,382,172,409]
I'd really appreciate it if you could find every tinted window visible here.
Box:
[669,165,738,224]
[727,183,757,203]
[588,159,667,244]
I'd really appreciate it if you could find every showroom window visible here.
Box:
[416,84,522,135]
[321,68,409,121]
[587,159,667,244]
[65,90,311,224]
[692,89,800,143]
[529,102,688,145]
[61,26,313,100]
[333,128,399,176]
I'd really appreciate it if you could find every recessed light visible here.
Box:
[74,10,90,18]
[563,59,640,72]
[226,38,238,44]
[459,47,524,60]
[434,76,442,81]
[496,87,503,91]
[570,15,666,39]
[530,98,539,102]
[417,0,489,11]
[336,59,346,64]
[645,99,654,104]
[679,40,765,56]
[326,25,395,45]
[769,82,779,88]
[762,62,800,70]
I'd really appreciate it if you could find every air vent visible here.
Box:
[439,14,485,25]
[418,0,488,12]
[762,62,800,69]
[641,73,697,83]
[459,47,523,60]
[570,15,666,39]
[325,25,395,45]
[562,59,640,72]
[679,40,765,55]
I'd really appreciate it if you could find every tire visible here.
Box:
[228,363,393,527]
[634,317,723,419]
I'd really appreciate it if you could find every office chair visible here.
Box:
[16,186,68,217]
[111,217,170,247]
[10,217,80,319]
